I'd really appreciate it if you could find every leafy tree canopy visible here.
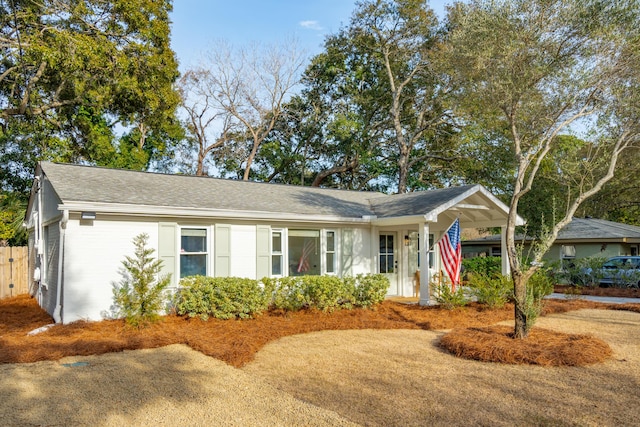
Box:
[1,0,182,193]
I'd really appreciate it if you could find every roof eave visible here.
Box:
[59,201,372,225]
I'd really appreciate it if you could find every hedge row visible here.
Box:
[173,274,390,320]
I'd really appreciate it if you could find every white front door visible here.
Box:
[379,233,399,295]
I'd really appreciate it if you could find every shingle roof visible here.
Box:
[40,162,482,220]
[558,218,640,240]
[465,218,640,242]
[370,186,477,218]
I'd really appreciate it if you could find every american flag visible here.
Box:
[438,218,461,290]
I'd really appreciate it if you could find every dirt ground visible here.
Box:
[1,295,639,426]
[243,309,640,426]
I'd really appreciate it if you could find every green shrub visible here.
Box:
[433,274,468,309]
[176,274,389,319]
[553,257,607,287]
[467,272,512,308]
[264,274,388,312]
[353,274,390,308]
[174,276,269,320]
[518,269,555,334]
[528,268,554,301]
[300,275,352,312]
[112,233,171,327]
[462,256,502,277]
[263,276,310,312]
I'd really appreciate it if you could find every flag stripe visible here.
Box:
[438,219,462,289]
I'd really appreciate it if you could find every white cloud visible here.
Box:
[299,20,323,31]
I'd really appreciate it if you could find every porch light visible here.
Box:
[81,212,96,220]
[404,235,410,246]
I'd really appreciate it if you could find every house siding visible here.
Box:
[62,217,157,324]
[40,222,60,317]
[230,225,257,278]
[41,177,63,224]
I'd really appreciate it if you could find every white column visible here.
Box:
[419,221,431,306]
[500,226,511,276]
[370,225,378,274]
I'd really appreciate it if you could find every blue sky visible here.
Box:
[170,0,449,70]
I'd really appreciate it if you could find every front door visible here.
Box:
[379,233,399,295]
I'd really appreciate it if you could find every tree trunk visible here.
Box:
[397,147,410,194]
[243,138,260,181]
[196,148,205,176]
[513,272,528,338]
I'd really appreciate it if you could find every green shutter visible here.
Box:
[215,224,231,277]
[341,229,353,277]
[256,225,271,279]
[158,222,177,286]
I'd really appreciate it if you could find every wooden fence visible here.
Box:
[0,246,29,299]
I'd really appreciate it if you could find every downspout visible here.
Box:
[53,209,68,323]
[34,176,46,305]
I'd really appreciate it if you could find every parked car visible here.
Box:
[599,256,640,288]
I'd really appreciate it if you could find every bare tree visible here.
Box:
[179,39,306,180]
[177,69,234,176]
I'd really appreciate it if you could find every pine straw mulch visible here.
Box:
[439,325,613,366]
[554,284,640,298]
[1,294,638,368]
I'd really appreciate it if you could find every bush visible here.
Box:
[112,233,171,327]
[264,274,389,312]
[353,274,389,308]
[263,276,310,312]
[519,269,555,334]
[176,274,389,319]
[462,256,502,277]
[467,272,512,308]
[304,275,354,311]
[432,273,468,309]
[554,257,607,287]
[174,276,269,320]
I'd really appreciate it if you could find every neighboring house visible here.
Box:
[26,162,521,323]
[463,218,640,265]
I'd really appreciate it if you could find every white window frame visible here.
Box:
[271,228,285,277]
[324,229,338,275]
[179,226,210,278]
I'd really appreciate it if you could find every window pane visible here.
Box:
[326,252,335,273]
[380,256,387,274]
[181,228,206,253]
[180,254,206,277]
[289,230,320,238]
[272,232,282,253]
[289,231,320,276]
[272,255,282,276]
[326,231,335,252]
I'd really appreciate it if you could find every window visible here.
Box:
[180,228,207,277]
[379,234,394,273]
[272,230,283,276]
[326,231,336,274]
[561,245,576,259]
[289,230,320,276]
[412,233,435,269]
